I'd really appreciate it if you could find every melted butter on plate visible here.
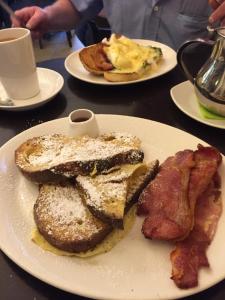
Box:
[32,205,136,258]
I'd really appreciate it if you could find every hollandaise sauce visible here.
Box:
[103,34,162,73]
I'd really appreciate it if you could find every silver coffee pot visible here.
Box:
[177,27,225,117]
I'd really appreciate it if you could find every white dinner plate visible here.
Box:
[0,114,224,300]
[170,81,225,129]
[0,68,64,111]
[64,40,177,85]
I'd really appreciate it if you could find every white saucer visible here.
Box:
[170,80,225,129]
[0,68,64,111]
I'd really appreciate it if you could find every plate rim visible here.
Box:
[170,80,225,130]
[0,114,224,300]
[64,39,177,85]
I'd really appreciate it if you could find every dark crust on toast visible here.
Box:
[125,160,159,213]
[20,169,68,184]
[77,160,160,229]
[77,184,124,229]
[51,150,144,176]
[16,149,144,184]
[87,205,124,229]
[34,220,112,253]
[34,183,112,253]
[15,134,144,184]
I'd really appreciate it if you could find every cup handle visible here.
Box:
[177,39,215,84]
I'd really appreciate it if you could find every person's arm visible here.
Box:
[43,0,80,31]
[12,0,81,38]
[209,0,225,25]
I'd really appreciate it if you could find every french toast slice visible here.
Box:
[32,204,137,257]
[33,161,159,253]
[125,160,159,211]
[33,182,112,253]
[15,133,144,184]
[77,160,159,228]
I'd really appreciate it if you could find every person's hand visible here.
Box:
[11,6,49,39]
[209,0,225,25]
[11,0,81,38]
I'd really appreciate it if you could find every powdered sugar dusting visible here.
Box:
[76,163,147,212]
[77,177,127,211]
[34,184,107,241]
[16,133,143,172]
[44,185,86,225]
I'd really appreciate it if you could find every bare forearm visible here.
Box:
[44,0,81,31]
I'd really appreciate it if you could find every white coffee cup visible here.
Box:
[68,109,99,138]
[0,27,40,100]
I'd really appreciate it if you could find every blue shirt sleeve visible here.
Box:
[70,0,103,23]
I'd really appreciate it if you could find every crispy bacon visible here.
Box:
[188,144,222,220]
[137,145,222,241]
[171,179,222,289]
[137,149,195,240]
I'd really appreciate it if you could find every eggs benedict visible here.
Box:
[79,34,163,82]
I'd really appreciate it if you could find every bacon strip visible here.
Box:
[171,178,222,289]
[137,150,195,240]
[188,144,222,225]
[137,145,222,241]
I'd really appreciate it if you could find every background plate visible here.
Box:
[0,115,224,300]
[170,81,225,129]
[65,40,177,85]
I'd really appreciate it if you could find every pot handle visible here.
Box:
[177,39,215,84]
